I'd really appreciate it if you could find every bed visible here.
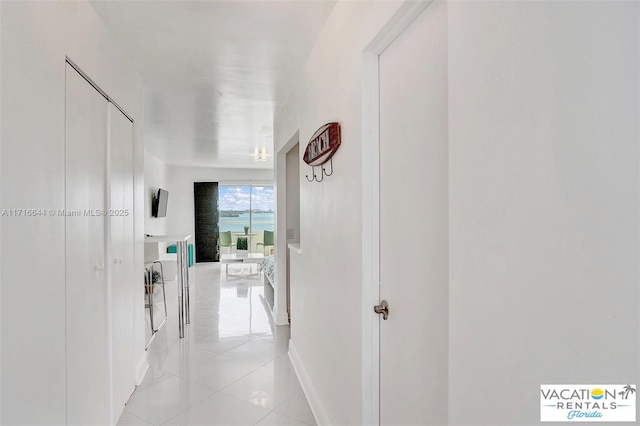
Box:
[261,254,275,310]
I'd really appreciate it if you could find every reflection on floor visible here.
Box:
[119,262,315,426]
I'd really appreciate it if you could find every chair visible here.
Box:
[144,261,167,333]
[143,242,168,334]
[166,244,194,267]
[256,230,274,255]
[219,231,235,254]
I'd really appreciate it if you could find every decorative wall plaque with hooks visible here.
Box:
[303,122,341,183]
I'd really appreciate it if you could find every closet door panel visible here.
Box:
[65,64,110,425]
[110,103,135,419]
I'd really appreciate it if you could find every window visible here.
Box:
[218,185,274,252]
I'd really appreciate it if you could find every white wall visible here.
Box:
[0,1,145,423]
[278,1,640,425]
[166,165,273,257]
[447,1,639,424]
[274,2,401,424]
[144,149,168,237]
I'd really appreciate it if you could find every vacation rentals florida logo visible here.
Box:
[540,385,636,422]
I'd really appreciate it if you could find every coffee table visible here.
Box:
[221,253,265,275]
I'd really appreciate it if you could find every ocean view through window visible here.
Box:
[218,185,274,252]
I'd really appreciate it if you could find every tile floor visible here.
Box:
[119,262,315,426]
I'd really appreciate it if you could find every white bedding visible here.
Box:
[262,254,275,285]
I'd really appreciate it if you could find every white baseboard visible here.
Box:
[288,340,332,426]
[135,353,149,386]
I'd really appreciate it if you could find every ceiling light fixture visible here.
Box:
[254,150,268,162]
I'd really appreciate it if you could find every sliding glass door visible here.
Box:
[218,185,274,252]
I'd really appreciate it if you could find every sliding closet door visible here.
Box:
[65,64,110,425]
[109,103,135,419]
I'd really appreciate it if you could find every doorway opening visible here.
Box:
[274,131,301,326]
[285,143,301,322]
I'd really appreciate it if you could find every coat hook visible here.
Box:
[322,159,333,177]
[306,160,334,183]
[306,165,319,182]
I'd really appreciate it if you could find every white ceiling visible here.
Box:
[91,1,336,169]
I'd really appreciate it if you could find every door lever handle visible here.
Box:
[374,300,389,320]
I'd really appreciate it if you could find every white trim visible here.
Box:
[364,1,433,54]
[274,310,290,325]
[289,340,332,426]
[105,103,114,425]
[274,131,300,325]
[288,243,302,255]
[361,51,380,426]
[214,179,274,187]
[361,2,432,424]
[0,4,3,421]
[135,355,149,386]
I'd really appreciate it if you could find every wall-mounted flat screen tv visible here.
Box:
[153,188,169,218]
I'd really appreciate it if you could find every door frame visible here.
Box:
[361,2,433,424]
[275,130,300,325]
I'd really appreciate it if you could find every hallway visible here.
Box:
[118,263,315,426]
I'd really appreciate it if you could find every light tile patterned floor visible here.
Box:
[119,263,315,426]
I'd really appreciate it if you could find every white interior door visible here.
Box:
[378,2,449,424]
[65,63,110,425]
[109,103,135,420]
